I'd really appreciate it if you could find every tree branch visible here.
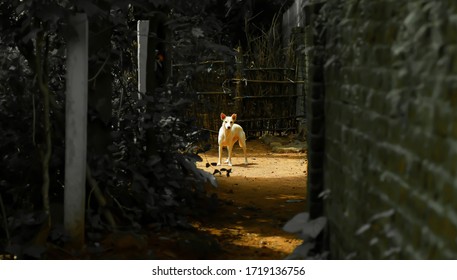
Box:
[86,167,117,228]
[88,52,111,82]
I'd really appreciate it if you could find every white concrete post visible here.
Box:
[64,13,88,248]
[137,20,149,95]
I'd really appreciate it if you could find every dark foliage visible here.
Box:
[0,0,244,258]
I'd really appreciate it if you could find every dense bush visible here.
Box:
[0,0,225,258]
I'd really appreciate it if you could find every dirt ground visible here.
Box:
[148,138,308,260]
[38,138,307,260]
[196,139,307,259]
[41,138,308,260]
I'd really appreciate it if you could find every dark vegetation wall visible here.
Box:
[304,0,457,259]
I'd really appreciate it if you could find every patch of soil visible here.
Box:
[185,138,308,259]
[50,139,308,260]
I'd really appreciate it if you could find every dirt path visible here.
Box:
[71,139,307,260]
[189,139,308,259]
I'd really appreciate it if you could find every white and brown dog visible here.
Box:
[217,113,248,166]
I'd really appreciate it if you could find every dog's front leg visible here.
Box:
[226,144,233,166]
[217,145,223,166]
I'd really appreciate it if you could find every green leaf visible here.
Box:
[301,217,327,238]
[283,212,310,233]
[356,223,371,235]
[191,27,204,38]
[285,242,315,260]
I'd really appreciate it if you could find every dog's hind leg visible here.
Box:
[239,136,248,165]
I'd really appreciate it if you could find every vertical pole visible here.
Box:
[136,20,149,145]
[64,13,88,249]
[234,46,243,114]
[293,27,306,130]
[137,20,149,95]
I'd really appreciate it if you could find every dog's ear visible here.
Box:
[231,114,237,121]
[220,113,226,120]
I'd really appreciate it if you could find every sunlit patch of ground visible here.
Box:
[191,138,308,259]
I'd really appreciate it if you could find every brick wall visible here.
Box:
[307,0,457,259]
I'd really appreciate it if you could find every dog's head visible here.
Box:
[220,113,237,130]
